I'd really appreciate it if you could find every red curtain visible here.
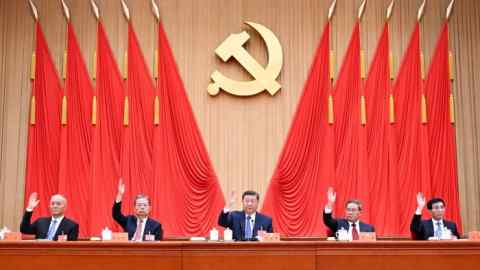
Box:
[24,22,63,219]
[425,22,462,232]
[152,22,225,237]
[261,23,334,236]
[119,22,155,213]
[365,23,400,235]
[333,22,370,222]
[392,23,431,235]
[90,22,125,236]
[58,23,94,237]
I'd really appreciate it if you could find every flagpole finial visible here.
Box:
[417,0,426,21]
[358,0,367,20]
[61,0,70,21]
[28,0,39,21]
[446,0,455,20]
[151,0,160,21]
[386,0,395,21]
[328,0,337,21]
[121,0,130,21]
[90,0,100,21]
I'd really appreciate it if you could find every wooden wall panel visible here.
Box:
[0,0,479,234]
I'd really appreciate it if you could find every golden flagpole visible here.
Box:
[358,0,367,126]
[386,0,395,124]
[28,0,39,125]
[327,0,336,125]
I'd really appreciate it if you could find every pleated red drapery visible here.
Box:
[89,22,125,236]
[24,22,63,219]
[119,22,155,213]
[262,23,334,236]
[425,22,462,232]
[333,22,370,223]
[152,22,225,237]
[392,23,431,236]
[365,23,400,235]
[58,23,94,237]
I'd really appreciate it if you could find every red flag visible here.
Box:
[365,23,400,236]
[58,23,94,237]
[90,22,126,236]
[262,23,334,236]
[24,22,63,219]
[425,22,462,232]
[333,22,370,222]
[120,23,155,212]
[152,23,225,237]
[392,23,431,235]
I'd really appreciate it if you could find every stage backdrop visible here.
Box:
[0,0,479,234]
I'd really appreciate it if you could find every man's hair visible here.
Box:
[50,194,67,206]
[134,194,151,206]
[427,198,445,210]
[242,190,260,200]
[345,199,362,211]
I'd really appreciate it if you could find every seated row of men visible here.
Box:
[19,180,460,241]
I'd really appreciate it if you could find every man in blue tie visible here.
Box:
[218,190,273,241]
[20,192,79,240]
[410,192,460,240]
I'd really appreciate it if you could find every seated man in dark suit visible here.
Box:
[112,179,163,241]
[218,190,273,241]
[410,192,460,240]
[323,187,374,240]
[20,192,79,240]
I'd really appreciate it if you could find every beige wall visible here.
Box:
[1,0,479,233]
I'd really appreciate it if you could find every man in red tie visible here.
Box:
[323,187,375,240]
[112,179,163,241]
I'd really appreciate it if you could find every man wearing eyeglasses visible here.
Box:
[410,192,460,240]
[323,187,375,240]
[112,179,163,241]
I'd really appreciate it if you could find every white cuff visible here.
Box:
[324,206,333,214]
[223,208,230,214]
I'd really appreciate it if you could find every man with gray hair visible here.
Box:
[20,192,79,240]
[323,187,375,240]
[112,179,163,241]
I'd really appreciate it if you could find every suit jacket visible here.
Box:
[112,202,163,240]
[218,210,273,241]
[20,210,79,241]
[410,214,460,240]
[323,211,375,237]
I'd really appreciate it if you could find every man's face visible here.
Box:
[429,202,445,220]
[49,196,66,217]
[242,195,258,215]
[345,202,361,223]
[134,197,151,218]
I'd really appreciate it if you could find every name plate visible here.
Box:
[3,232,22,241]
[260,233,280,242]
[359,232,377,241]
[111,232,129,242]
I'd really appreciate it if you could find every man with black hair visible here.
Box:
[218,190,273,241]
[410,192,460,240]
[323,187,375,240]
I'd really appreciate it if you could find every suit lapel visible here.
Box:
[239,212,246,240]
[427,219,434,237]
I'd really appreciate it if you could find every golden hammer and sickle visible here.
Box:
[208,22,283,97]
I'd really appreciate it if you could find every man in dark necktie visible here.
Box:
[218,190,273,241]
[112,179,163,241]
[410,192,460,240]
[323,187,375,240]
[20,192,79,241]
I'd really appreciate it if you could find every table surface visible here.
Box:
[1,240,480,270]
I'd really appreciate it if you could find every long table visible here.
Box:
[1,240,480,270]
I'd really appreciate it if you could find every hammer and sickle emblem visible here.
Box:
[208,22,283,97]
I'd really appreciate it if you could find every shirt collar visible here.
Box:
[432,219,444,226]
[51,216,64,223]
[245,212,256,221]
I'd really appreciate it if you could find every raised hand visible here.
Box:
[27,192,40,211]
[416,192,426,210]
[327,187,336,208]
[115,178,125,202]
[228,190,236,209]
